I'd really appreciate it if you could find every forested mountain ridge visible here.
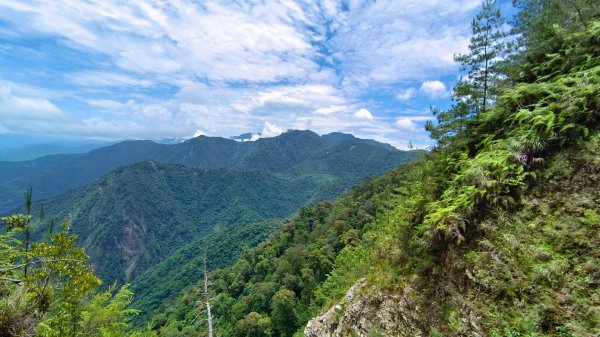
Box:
[153,2,600,336]
[5,132,415,327]
[0,130,407,212]
[31,161,305,283]
[1,1,598,337]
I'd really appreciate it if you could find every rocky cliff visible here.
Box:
[305,278,485,337]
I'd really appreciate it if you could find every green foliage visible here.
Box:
[236,312,273,337]
[427,0,508,149]
[270,289,298,336]
[1,197,159,336]
[466,140,600,335]
[455,0,508,112]
[156,14,600,337]
[130,220,281,325]
[37,285,157,337]
[511,0,600,81]
[152,161,414,336]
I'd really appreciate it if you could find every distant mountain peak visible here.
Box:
[283,129,319,137]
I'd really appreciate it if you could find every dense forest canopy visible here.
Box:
[1,0,599,336]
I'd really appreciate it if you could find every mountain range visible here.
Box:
[0,130,406,213]
[4,130,417,320]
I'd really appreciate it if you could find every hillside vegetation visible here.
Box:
[129,220,283,325]
[33,161,306,284]
[1,1,598,337]
[4,131,414,330]
[16,131,415,283]
[153,2,600,336]
[0,134,413,337]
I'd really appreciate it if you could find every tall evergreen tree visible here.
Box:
[427,0,508,149]
[455,0,507,113]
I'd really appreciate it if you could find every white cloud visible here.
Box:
[261,121,284,138]
[396,88,417,101]
[68,72,154,88]
[420,80,449,99]
[395,118,419,132]
[314,105,352,115]
[0,0,481,150]
[0,0,320,83]
[325,0,479,89]
[255,85,344,107]
[0,85,65,121]
[192,129,206,137]
[353,108,373,120]
[0,0,479,87]
[86,99,127,111]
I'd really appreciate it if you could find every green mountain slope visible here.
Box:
[34,161,316,284]
[130,220,283,325]
[0,131,409,212]
[152,157,418,336]
[154,16,600,337]
[16,132,416,308]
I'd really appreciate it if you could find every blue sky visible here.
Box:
[0,0,510,149]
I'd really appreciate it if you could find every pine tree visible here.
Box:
[455,0,507,114]
[427,0,508,149]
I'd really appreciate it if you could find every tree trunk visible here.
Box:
[203,247,213,337]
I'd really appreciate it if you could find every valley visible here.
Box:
[0,1,598,337]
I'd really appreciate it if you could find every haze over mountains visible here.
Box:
[0,141,110,162]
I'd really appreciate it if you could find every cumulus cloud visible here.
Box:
[192,129,206,137]
[261,121,284,138]
[420,80,450,99]
[395,118,419,132]
[353,108,373,120]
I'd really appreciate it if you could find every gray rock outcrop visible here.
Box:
[304,279,424,337]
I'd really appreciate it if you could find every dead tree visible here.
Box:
[203,246,213,337]
[190,246,214,336]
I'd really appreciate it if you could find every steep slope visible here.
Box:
[34,161,309,284]
[130,220,283,325]
[20,138,414,311]
[154,20,600,337]
[0,131,410,212]
[305,141,599,336]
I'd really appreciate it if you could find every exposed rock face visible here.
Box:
[304,279,424,337]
